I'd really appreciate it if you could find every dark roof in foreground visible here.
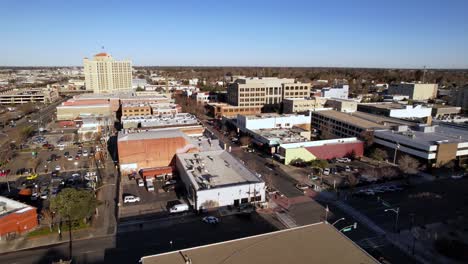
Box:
[140,222,378,264]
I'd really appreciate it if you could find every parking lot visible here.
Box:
[119,174,180,219]
[346,177,468,232]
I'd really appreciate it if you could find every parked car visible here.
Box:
[55,165,61,171]
[128,173,136,180]
[295,183,310,191]
[26,173,38,180]
[64,151,70,157]
[123,195,141,203]
[169,203,189,213]
[68,155,74,161]
[165,180,177,185]
[71,173,80,178]
[163,184,175,192]
[40,190,49,199]
[137,178,144,187]
[323,168,330,175]
[146,180,155,192]
[345,166,351,172]
[82,150,88,157]
[202,216,219,224]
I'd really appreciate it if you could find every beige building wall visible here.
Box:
[283,97,326,113]
[388,83,437,100]
[227,77,310,107]
[56,105,112,121]
[84,53,132,94]
[325,99,357,113]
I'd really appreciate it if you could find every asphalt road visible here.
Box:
[0,212,276,264]
[0,235,115,264]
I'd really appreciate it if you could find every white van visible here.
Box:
[169,203,189,213]
[146,180,155,192]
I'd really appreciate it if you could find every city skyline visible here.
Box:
[1,0,468,68]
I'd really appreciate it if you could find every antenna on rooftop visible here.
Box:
[422,65,427,83]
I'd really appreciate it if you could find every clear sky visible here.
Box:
[1,0,467,68]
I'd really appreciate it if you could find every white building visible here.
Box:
[373,124,468,166]
[357,103,432,119]
[132,79,148,89]
[83,53,132,94]
[321,85,349,99]
[176,150,265,211]
[236,113,311,132]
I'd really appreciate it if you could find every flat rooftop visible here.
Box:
[0,196,35,217]
[313,110,412,129]
[140,222,378,264]
[121,113,198,127]
[118,128,187,142]
[177,150,261,190]
[243,113,309,120]
[375,124,468,147]
[359,103,418,110]
[253,127,310,145]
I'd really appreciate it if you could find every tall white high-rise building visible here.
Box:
[83,53,132,93]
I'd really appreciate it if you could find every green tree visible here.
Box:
[50,188,98,224]
[135,87,144,92]
[310,159,329,169]
[369,148,388,161]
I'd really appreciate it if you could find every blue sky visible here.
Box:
[1,0,467,68]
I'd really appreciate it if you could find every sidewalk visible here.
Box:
[0,154,117,254]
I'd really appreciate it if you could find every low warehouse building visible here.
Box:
[140,222,378,264]
[117,129,221,176]
[278,137,364,164]
[0,196,38,238]
[176,150,265,211]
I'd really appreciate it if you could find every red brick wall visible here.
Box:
[118,137,192,169]
[306,142,364,160]
[0,209,38,236]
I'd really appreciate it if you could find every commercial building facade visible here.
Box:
[122,103,152,117]
[373,124,468,167]
[321,85,349,99]
[83,53,132,93]
[325,98,358,113]
[387,83,438,100]
[237,113,311,132]
[207,103,262,118]
[451,85,468,113]
[117,128,221,176]
[311,110,410,139]
[227,77,310,107]
[282,97,327,113]
[176,150,265,211]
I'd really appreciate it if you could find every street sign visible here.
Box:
[342,227,352,232]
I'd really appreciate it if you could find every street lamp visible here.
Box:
[331,217,346,226]
[385,207,400,232]
[393,143,400,164]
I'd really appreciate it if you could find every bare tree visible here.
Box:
[369,148,388,161]
[398,155,420,175]
[239,136,251,147]
[41,209,55,231]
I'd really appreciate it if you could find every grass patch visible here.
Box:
[27,220,90,238]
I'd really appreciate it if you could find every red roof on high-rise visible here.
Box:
[95,52,108,57]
